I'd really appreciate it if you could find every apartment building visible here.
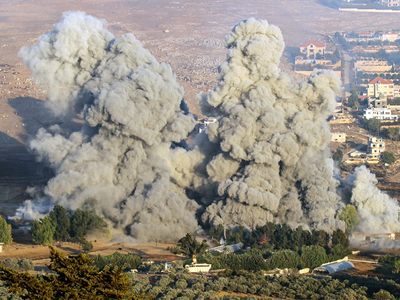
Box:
[367,76,394,98]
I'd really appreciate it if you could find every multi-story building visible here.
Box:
[299,40,325,59]
[363,107,398,120]
[380,0,400,7]
[367,76,394,98]
[378,32,399,42]
[367,137,385,158]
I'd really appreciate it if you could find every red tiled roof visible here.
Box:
[368,76,394,85]
[300,40,325,48]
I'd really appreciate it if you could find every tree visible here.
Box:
[348,84,359,108]
[177,233,209,257]
[0,216,12,245]
[301,245,327,268]
[339,205,359,235]
[0,246,148,300]
[381,151,396,164]
[70,209,108,240]
[331,229,349,248]
[49,205,70,241]
[332,148,343,164]
[31,216,55,245]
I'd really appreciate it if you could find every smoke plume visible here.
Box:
[348,166,400,233]
[17,13,400,241]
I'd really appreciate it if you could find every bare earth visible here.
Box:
[1,1,400,256]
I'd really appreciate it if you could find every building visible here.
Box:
[363,107,397,120]
[380,0,400,7]
[367,76,394,98]
[331,132,347,143]
[313,261,354,275]
[367,137,385,158]
[378,32,399,41]
[299,40,325,59]
[185,255,211,273]
[354,59,391,73]
[207,242,244,254]
[352,232,395,242]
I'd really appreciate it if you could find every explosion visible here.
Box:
[16,12,400,241]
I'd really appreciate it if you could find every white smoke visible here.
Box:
[16,13,400,242]
[348,165,400,233]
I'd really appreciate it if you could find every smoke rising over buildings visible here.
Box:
[16,12,400,241]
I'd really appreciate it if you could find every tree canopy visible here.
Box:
[31,216,55,245]
[0,246,147,300]
[0,216,12,245]
[49,205,70,241]
[339,205,359,234]
[177,233,209,257]
[381,151,396,164]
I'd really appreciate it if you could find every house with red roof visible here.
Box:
[299,40,325,59]
[367,76,394,98]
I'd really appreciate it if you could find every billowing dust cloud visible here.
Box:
[16,12,400,241]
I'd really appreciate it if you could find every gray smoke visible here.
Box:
[348,166,400,233]
[194,18,345,232]
[17,13,399,241]
[17,11,199,242]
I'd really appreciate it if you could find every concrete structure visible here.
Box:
[381,0,400,6]
[184,255,212,273]
[367,76,394,98]
[367,137,385,158]
[352,232,396,242]
[354,59,391,73]
[208,242,244,254]
[379,32,399,41]
[299,40,325,59]
[313,261,354,275]
[363,107,397,120]
[368,98,387,108]
[331,132,347,143]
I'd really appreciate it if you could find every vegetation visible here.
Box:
[381,151,396,164]
[48,205,70,241]
[347,83,359,109]
[177,233,209,257]
[0,216,12,245]
[130,270,399,299]
[92,252,142,271]
[30,206,109,246]
[360,117,382,134]
[0,246,148,300]
[0,258,34,271]
[339,205,359,235]
[332,148,343,164]
[31,216,55,245]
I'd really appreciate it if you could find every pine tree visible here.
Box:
[31,216,55,245]
[49,205,70,241]
[0,246,148,300]
[0,216,12,245]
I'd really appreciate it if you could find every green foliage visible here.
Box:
[360,117,382,134]
[373,289,396,300]
[0,246,148,300]
[70,209,108,240]
[347,84,359,109]
[301,245,327,269]
[48,205,70,241]
[0,259,34,271]
[31,216,55,245]
[177,233,209,257]
[381,151,396,164]
[79,238,93,252]
[332,148,343,164]
[331,229,349,248]
[0,217,12,245]
[266,250,301,270]
[92,252,142,271]
[339,205,359,234]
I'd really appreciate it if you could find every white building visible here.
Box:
[185,263,212,273]
[367,137,385,158]
[363,107,398,120]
